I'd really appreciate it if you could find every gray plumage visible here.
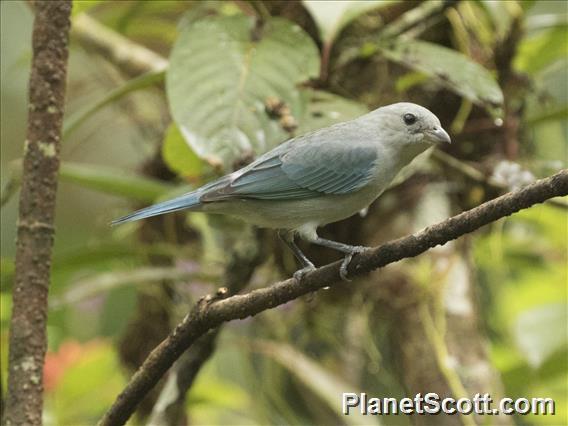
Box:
[113,102,450,280]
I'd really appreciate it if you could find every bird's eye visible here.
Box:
[403,113,417,125]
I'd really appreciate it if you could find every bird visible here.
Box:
[113,102,451,280]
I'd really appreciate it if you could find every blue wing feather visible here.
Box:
[200,124,377,202]
[113,121,378,224]
[111,190,203,225]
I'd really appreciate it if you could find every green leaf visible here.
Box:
[514,303,568,368]
[526,105,568,125]
[48,342,126,424]
[166,15,319,170]
[0,257,15,294]
[477,0,523,42]
[188,370,250,410]
[50,266,206,309]
[161,123,204,178]
[395,71,429,93]
[514,26,568,75]
[72,0,105,17]
[303,0,394,43]
[52,242,183,274]
[378,39,504,117]
[186,361,253,425]
[4,160,175,203]
[252,340,381,426]
[59,162,175,202]
[0,257,14,282]
[298,89,368,134]
[1,292,12,325]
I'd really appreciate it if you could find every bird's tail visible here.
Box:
[111,190,202,226]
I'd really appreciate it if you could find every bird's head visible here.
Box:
[373,102,451,146]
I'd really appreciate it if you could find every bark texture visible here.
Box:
[3,1,71,425]
[99,169,567,426]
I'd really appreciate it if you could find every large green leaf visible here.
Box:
[514,26,568,75]
[298,89,368,134]
[59,162,175,202]
[514,303,568,368]
[3,160,175,205]
[161,123,204,178]
[166,15,319,170]
[303,0,394,44]
[378,39,504,117]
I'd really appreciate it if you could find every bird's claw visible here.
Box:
[293,263,316,282]
[340,246,369,281]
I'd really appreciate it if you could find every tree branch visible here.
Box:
[99,169,567,426]
[72,13,167,76]
[3,1,72,425]
[432,149,568,210]
[147,233,265,425]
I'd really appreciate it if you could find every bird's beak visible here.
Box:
[425,127,451,144]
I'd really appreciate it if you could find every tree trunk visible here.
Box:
[3,2,71,425]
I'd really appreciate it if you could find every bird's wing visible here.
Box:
[280,137,377,194]
[201,127,377,202]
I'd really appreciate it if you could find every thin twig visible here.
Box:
[432,149,568,210]
[72,14,168,76]
[3,1,72,425]
[99,169,568,426]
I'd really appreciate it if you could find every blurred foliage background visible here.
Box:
[0,1,566,425]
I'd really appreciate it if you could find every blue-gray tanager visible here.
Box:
[113,102,450,280]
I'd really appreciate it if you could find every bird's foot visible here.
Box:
[293,263,316,282]
[340,246,369,281]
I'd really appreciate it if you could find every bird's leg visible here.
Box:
[278,230,316,281]
[307,237,369,281]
